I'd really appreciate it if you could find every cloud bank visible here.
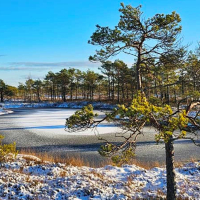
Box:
[0,61,101,71]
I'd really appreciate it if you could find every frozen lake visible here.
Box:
[0,108,200,166]
[12,108,120,136]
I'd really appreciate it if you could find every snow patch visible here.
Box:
[0,107,13,115]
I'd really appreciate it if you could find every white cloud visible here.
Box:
[0,61,101,71]
[9,61,101,68]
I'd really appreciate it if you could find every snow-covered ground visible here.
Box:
[0,107,13,115]
[0,154,199,200]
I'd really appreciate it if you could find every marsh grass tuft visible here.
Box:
[18,148,112,168]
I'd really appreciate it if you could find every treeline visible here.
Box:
[0,48,200,105]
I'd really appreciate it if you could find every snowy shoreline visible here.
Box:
[0,154,199,200]
[1,101,116,109]
[0,108,13,115]
[0,101,115,116]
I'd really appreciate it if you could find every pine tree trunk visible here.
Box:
[91,86,94,100]
[76,84,78,100]
[108,76,111,100]
[112,76,115,101]
[126,83,129,99]
[154,76,158,98]
[174,90,177,103]
[136,49,142,91]
[166,86,170,105]
[193,77,196,91]
[117,75,120,103]
[50,87,53,101]
[70,87,73,101]
[52,84,55,101]
[136,61,142,91]
[165,138,176,200]
[23,92,26,102]
[37,91,40,102]
[63,87,66,102]
[0,91,3,102]
[98,85,101,101]
[121,85,125,103]
[181,79,184,95]
[131,80,134,99]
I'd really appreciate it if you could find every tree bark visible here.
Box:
[70,85,73,101]
[165,138,176,200]
[154,75,158,98]
[193,76,196,91]
[136,50,142,91]
[37,90,41,102]
[62,87,66,102]
[181,79,184,95]
[117,72,120,103]
[108,76,111,100]
[126,82,129,99]
[76,83,78,100]
[50,87,53,101]
[0,91,3,102]
[112,75,115,101]
[174,90,177,104]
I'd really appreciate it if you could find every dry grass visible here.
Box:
[174,157,199,168]
[89,170,105,180]
[18,148,162,169]
[18,148,112,168]
[128,159,164,170]
[18,149,199,170]
[59,170,67,178]
[19,149,87,166]
[129,156,200,170]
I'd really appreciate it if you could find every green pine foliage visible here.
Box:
[66,104,98,131]
[0,135,18,162]
[66,93,197,166]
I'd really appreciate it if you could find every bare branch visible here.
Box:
[186,101,200,115]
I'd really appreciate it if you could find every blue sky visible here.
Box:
[0,0,200,86]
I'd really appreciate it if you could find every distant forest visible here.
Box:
[0,49,200,105]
